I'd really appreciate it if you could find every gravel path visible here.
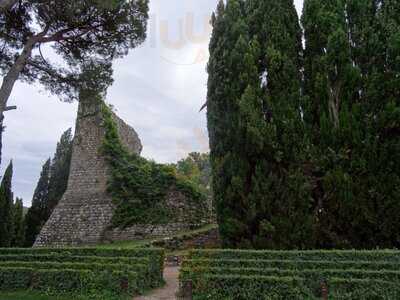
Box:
[134,267,180,300]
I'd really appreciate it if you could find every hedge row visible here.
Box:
[188,249,400,262]
[0,261,152,289]
[183,258,400,271]
[0,267,138,295]
[0,248,165,297]
[182,249,400,299]
[181,266,400,289]
[186,274,400,300]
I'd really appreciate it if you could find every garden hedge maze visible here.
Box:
[180,249,400,299]
[0,247,165,298]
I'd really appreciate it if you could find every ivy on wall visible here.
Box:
[100,103,208,229]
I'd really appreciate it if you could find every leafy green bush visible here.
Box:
[189,275,310,300]
[0,247,165,283]
[0,267,139,294]
[186,274,400,300]
[183,258,400,271]
[188,249,400,262]
[0,261,150,291]
[0,267,31,290]
[0,247,165,297]
[182,249,400,299]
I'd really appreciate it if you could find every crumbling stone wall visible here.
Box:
[34,98,208,247]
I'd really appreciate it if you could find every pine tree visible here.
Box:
[47,128,73,219]
[12,197,24,247]
[0,161,14,247]
[24,159,50,247]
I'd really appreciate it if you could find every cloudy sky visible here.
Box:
[2,0,304,206]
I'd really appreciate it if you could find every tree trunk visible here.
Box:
[0,0,18,11]
[0,37,35,166]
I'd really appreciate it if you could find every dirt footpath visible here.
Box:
[134,267,180,300]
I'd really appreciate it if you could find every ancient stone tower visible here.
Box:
[35,98,210,247]
[34,98,142,247]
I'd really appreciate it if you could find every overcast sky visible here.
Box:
[2,0,304,206]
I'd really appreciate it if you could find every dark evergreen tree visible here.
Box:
[47,128,73,219]
[24,159,50,247]
[0,161,14,247]
[207,0,312,249]
[302,0,400,248]
[12,197,24,247]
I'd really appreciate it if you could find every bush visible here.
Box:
[188,249,400,262]
[0,267,140,295]
[183,258,400,271]
[189,275,310,300]
[0,247,165,297]
[0,267,31,290]
[0,247,164,284]
[182,249,400,299]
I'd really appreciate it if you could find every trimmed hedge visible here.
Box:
[186,274,400,300]
[0,261,150,291]
[0,248,165,297]
[188,249,400,262]
[0,248,164,284]
[183,258,400,271]
[182,249,400,299]
[0,267,138,294]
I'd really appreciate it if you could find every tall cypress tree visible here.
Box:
[24,159,51,247]
[12,197,24,247]
[47,128,73,219]
[0,161,14,247]
[302,0,400,248]
[207,0,312,249]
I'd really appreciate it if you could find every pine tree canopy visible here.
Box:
[0,0,149,167]
[208,0,400,249]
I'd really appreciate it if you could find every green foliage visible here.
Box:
[24,159,51,247]
[0,0,150,101]
[181,249,400,299]
[0,247,165,298]
[208,0,400,249]
[302,0,400,249]
[0,161,14,247]
[100,103,209,228]
[207,0,312,249]
[12,197,24,247]
[174,152,212,199]
[24,128,73,247]
[47,128,73,217]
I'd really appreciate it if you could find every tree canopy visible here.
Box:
[0,0,149,165]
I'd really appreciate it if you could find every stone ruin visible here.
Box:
[34,98,210,247]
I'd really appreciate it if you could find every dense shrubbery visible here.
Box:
[101,103,209,229]
[180,249,400,299]
[0,247,164,299]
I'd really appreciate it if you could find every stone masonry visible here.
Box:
[34,98,208,247]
